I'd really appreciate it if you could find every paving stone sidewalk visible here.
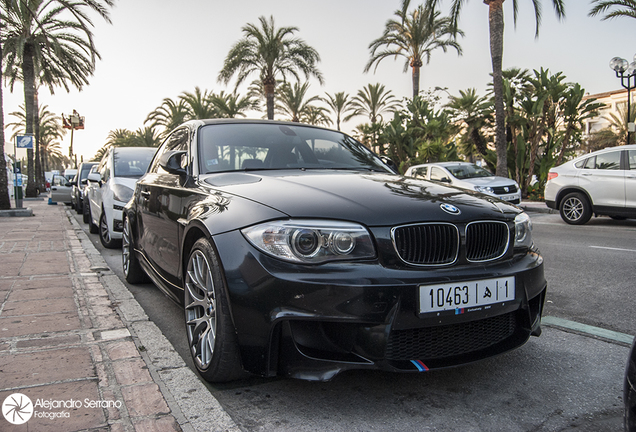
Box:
[0,199,239,432]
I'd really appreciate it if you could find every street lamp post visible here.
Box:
[610,55,636,145]
[62,110,84,168]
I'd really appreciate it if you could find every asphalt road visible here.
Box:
[71,208,634,431]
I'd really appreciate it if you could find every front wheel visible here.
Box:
[122,216,148,284]
[184,238,245,382]
[560,192,592,225]
[99,210,120,249]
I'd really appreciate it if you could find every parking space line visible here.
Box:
[542,316,634,346]
[590,245,636,253]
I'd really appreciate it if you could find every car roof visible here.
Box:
[410,161,473,169]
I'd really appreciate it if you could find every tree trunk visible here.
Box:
[411,60,422,99]
[263,77,275,120]
[487,0,508,178]
[23,42,37,197]
[34,90,44,193]
[0,21,10,210]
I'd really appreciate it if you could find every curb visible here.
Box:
[65,208,240,432]
[0,208,33,217]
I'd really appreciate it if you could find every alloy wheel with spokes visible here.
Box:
[560,192,591,225]
[185,249,218,370]
[122,216,147,284]
[99,210,119,248]
[183,238,245,382]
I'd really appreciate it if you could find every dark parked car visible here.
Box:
[123,119,546,382]
[71,162,97,214]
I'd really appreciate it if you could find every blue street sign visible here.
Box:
[17,135,34,149]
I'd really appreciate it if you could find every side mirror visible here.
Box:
[159,150,187,175]
[440,177,451,184]
[80,179,88,185]
[379,156,398,174]
[87,172,101,184]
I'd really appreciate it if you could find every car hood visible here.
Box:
[202,171,517,226]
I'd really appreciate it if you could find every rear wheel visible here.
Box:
[88,202,99,234]
[83,199,90,224]
[99,210,120,249]
[122,216,148,284]
[559,192,592,225]
[184,238,245,382]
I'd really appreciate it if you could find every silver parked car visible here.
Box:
[545,145,636,224]
[405,162,522,204]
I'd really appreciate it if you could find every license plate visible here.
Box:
[419,277,515,314]
[503,195,516,201]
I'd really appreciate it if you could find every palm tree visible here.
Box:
[145,97,189,136]
[210,91,257,118]
[218,15,323,120]
[432,0,565,177]
[7,103,66,173]
[1,0,114,197]
[275,81,323,122]
[351,83,401,125]
[325,92,356,131]
[589,0,636,20]
[445,88,492,158]
[300,105,332,127]
[365,0,463,98]
[180,87,217,120]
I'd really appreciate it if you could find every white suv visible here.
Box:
[545,145,636,224]
[86,147,156,248]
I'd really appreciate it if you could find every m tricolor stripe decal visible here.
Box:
[410,360,429,372]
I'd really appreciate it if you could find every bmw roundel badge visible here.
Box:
[440,203,461,215]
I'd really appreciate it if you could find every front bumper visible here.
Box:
[213,230,546,381]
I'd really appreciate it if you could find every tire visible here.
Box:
[83,199,90,224]
[99,210,121,249]
[75,195,83,214]
[559,192,592,225]
[122,216,149,284]
[88,202,99,234]
[184,238,245,382]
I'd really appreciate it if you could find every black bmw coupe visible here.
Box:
[123,119,546,382]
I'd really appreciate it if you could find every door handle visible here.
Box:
[140,191,150,198]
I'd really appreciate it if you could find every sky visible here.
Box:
[3,0,635,164]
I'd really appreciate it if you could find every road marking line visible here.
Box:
[542,316,634,345]
[590,245,636,253]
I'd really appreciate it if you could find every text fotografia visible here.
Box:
[35,398,122,409]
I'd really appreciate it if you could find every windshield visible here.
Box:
[114,148,156,178]
[446,164,493,179]
[198,123,391,174]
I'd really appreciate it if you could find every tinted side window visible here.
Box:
[151,128,189,173]
[583,157,596,169]
[595,151,621,170]
[629,150,636,170]
[430,167,447,181]
[98,153,110,182]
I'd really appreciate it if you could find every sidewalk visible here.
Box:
[0,199,239,432]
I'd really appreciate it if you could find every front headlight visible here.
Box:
[475,186,494,194]
[514,212,533,248]
[112,184,134,203]
[242,220,376,264]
